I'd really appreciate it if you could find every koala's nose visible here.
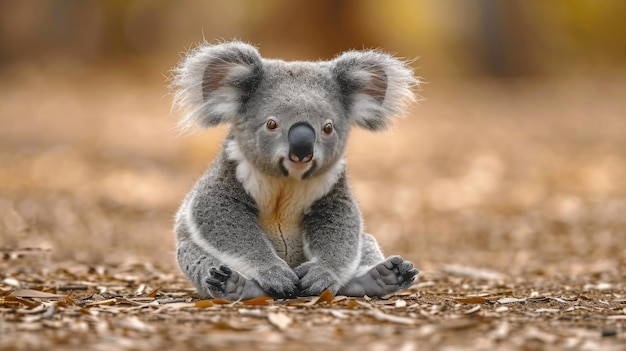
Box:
[288,122,315,163]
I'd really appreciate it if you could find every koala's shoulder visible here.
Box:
[192,149,256,209]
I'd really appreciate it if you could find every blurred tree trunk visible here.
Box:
[254,0,369,59]
[474,0,539,77]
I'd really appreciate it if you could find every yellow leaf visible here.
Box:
[242,296,273,306]
[194,300,214,308]
[211,298,232,305]
[317,289,335,304]
[147,287,160,298]
[346,299,359,309]
[5,296,41,308]
[64,291,76,306]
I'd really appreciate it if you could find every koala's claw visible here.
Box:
[339,256,419,297]
[208,266,230,280]
[266,285,298,300]
[384,255,419,288]
[204,265,241,299]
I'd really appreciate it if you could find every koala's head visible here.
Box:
[171,41,417,180]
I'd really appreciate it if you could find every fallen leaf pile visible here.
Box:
[1,249,625,351]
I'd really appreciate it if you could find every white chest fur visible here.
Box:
[226,140,344,266]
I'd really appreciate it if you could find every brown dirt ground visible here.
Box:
[1,65,625,350]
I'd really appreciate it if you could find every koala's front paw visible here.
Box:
[256,265,300,299]
[294,261,342,297]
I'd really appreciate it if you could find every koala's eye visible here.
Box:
[266,119,278,130]
[323,123,333,134]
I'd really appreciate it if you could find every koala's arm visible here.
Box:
[295,173,363,295]
[177,155,299,298]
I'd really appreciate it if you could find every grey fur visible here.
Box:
[171,41,419,299]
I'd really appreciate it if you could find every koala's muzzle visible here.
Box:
[288,122,315,163]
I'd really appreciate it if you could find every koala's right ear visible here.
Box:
[171,41,263,130]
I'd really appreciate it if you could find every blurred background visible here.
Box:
[1,0,625,279]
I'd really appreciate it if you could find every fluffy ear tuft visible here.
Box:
[332,51,418,131]
[170,41,263,131]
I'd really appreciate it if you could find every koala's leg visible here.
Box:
[176,225,266,301]
[338,234,419,297]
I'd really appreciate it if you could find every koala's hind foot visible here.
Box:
[205,265,266,301]
[338,256,419,297]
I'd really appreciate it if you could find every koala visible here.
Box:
[171,41,419,300]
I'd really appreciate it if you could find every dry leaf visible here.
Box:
[147,287,160,298]
[64,291,76,306]
[317,289,335,304]
[211,298,232,305]
[238,309,266,318]
[0,298,20,308]
[5,296,41,308]
[85,298,117,306]
[464,305,481,314]
[267,312,292,330]
[242,296,273,306]
[113,298,145,306]
[135,284,146,295]
[329,310,349,319]
[56,285,89,292]
[373,299,401,306]
[194,300,214,308]
[285,298,313,306]
[10,289,65,298]
[332,296,348,303]
[369,309,416,325]
[160,302,195,310]
[302,297,320,306]
[346,299,359,309]
[55,300,70,309]
[497,297,526,304]
[2,277,20,287]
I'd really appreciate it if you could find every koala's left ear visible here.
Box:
[332,51,418,131]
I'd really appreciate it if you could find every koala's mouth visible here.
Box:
[279,158,317,180]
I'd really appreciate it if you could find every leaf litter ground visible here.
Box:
[2,249,625,350]
[1,68,626,350]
